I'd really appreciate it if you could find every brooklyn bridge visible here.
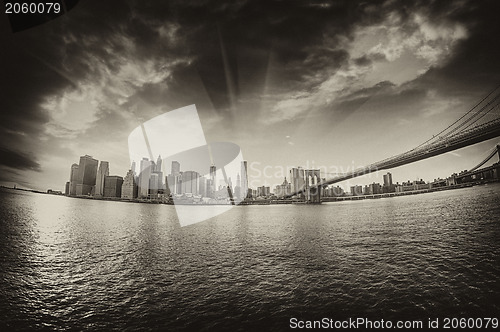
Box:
[287,86,500,203]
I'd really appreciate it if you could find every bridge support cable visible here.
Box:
[412,84,500,150]
[467,145,500,173]
[443,94,500,138]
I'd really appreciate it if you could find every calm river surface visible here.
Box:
[1,184,499,331]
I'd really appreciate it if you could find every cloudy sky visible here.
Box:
[1,0,500,191]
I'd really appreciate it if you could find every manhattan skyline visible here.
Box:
[1,0,500,191]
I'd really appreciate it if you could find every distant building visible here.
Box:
[367,182,382,195]
[383,172,393,187]
[257,186,270,197]
[167,173,182,195]
[275,177,292,197]
[289,167,305,196]
[103,175,123,198]
[350,185,363,196]
[396,182,431,192]
[326,185,344,197]
[182,171,200,195]
[139,158,152,198]
[205,179,213,198]
[121,169,137,199]
[149,173,159,197]
[198,177,207,197]
[65,181,70,195]
[210,165,217,195]
[171,161,180,176]
[75,155,98,196]
[69,163,79,196]
[154,155,164,190]
[241,161,248,199]
[95,161,109,197]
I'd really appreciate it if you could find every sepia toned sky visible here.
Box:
[1,0,500,191]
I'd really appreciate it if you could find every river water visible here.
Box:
[1,184,499,331]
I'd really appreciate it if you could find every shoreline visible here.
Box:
[2,179,499,206]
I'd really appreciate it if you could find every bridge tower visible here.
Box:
[304,169,322,203]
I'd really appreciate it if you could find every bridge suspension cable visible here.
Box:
[467,144,500,173]
[413,84,500,150]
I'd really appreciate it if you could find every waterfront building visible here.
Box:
[69,163,79,196]
[95,161,109,197]
[382,172,396,193]
[198,177,207,197]
[368,182,382,195]
[167,173,183,195]
[257,186,270,197]
[139,158,152,198]
[103,175,123,198]
[396,182,431,192]
[75,155,98,196]
[325,185,344,197]
[210,165,217,195]
[182,171,200,195]
[275,177,292,197]
[383,172,393,187]
[121,169,138,199]
[154,155,164,190]
[350,185,363,196]
[241,161,248,199]
[289,167,305,196]
[149,173,159,197]
[205,179,214,198]
[65,182,70,195]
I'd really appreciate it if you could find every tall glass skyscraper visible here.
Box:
[139,158,152,198]
[75,155,98,196]
[95,161,109,197]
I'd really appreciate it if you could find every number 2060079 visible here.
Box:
[5,2,61,14]
[443,318,498,329]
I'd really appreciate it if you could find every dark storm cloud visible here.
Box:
[0,147,41,171]
[404,0,500,96]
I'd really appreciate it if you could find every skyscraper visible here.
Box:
[210,165,217,195]
[75,155,98,196]
[149,173,159,197]
[153,155,164,190]
[289,167,305,196]
[240,161,248,199]
[103,175,123,198]
[156,155,162,172]
[139,158,152,198]
[95,161,109,197]
[383,172,393,187]
[171,161,180,176]
[198,177,207,197]
[121,169,137,199]
[131,161,136,175]
[69,163,79,196]
[182,171,200,195]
